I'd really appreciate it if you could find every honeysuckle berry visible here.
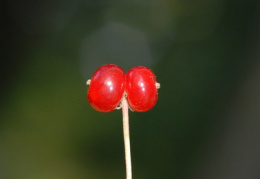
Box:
[87,64,125,112]
[126,66,158,112]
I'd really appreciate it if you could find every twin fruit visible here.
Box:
[87,64,159,112]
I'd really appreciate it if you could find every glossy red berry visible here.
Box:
[126,66,158,112]
[87,64,125,112]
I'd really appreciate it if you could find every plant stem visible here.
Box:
[122,96,132,179]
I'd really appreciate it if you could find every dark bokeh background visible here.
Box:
[1,0,260,178]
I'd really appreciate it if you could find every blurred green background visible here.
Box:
[1,0,260,178]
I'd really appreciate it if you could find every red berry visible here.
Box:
[87,64,125,112]
[126,66,158,112]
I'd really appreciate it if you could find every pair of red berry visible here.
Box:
[87,64,159,112]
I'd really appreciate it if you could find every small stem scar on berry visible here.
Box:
[156,82,160,89]
[86,79,91,85]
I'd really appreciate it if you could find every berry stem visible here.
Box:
[121,95,132,179]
